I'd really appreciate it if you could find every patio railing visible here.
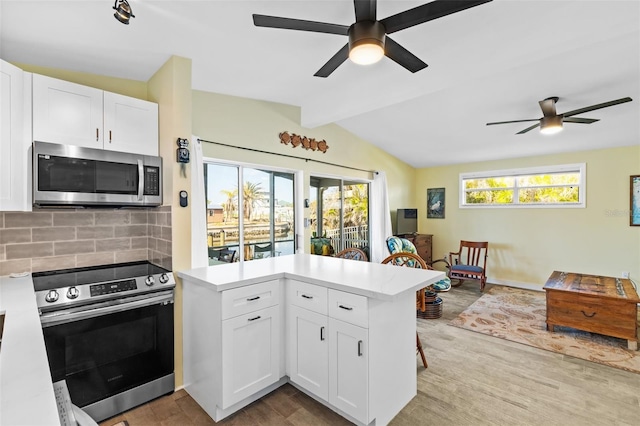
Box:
[325,225,369,251]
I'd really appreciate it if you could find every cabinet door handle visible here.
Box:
[581,310,596,318]
[96,128,99,141]
[320,326,325,341]
[248,315,261,322]
[357,340,363,356]
[109,130,112,143]
[301,294,313,299]
[339,304,353,311]
[247,296,260,301]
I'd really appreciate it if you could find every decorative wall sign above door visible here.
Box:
[279,131,329,153]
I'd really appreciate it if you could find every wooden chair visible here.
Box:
[381,252,431,368]
[448,240,489,291]
[334,247,368,262]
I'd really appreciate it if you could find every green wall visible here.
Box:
[14,62,148,99]
[192,90,417,243]
[416,145,640,288]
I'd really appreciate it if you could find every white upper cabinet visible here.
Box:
[32,74,103,149]
[0,60,29,211]
[32,74,158,156]
[104,91,158,156]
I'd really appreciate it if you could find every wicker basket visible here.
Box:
[417,293,443,319]
[424,290,438,303]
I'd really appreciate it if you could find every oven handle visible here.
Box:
[41,292,174,327]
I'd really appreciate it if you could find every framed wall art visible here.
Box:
[631,175,640,226]
[427,188,445,219]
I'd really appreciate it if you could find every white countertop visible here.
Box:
[0,275,60,426]
[178,253,445,300]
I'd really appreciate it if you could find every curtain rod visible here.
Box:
[198,138,378,175]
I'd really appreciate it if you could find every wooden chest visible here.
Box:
[543,271,639,350]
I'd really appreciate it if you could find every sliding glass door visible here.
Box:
[205,163,295,264]
[309,176,369,256]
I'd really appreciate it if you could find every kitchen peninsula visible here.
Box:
[178,253,444,425]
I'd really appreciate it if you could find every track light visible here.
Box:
[113,0,135,25]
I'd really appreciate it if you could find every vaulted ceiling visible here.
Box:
[1,1,638,167]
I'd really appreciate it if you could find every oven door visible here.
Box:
[41,292,174,408]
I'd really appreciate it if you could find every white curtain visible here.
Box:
[190,136,208,269]
[369,171,393,263]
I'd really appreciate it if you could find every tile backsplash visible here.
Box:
[0,206,172,276]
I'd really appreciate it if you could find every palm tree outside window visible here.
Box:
[309,176,370,257]
[205,163,295,264]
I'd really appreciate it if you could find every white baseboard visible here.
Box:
[487,278,545,292]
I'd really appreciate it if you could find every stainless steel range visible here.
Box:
[33,261,176,422]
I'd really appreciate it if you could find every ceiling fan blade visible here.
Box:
[381,0,493,34]
[253,14,349,36]
[314,44,350,78]
[384,37,428,73]
[516,123,540,134]
[486,119,540,126]
[538,98,557,117]
[562,97,632,118]
[354,0,376,22]
[563,117,599,124]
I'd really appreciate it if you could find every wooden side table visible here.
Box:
[397,233,432,265]
[544,271,640,350]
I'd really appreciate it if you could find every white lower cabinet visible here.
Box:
[182,273,416,425]
[287,305,329,400]
[182,280,284,422]
[221,305,280,408]
[287,281,369,424]
[328,317,368,422]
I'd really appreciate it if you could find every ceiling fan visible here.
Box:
[486,96,633,135]
[252,0,493,78]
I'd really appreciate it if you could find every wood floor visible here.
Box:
[100,284,640,426]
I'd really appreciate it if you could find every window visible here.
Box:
[460,163,586,208]
[204,162,295,264]
[309,176,370,254]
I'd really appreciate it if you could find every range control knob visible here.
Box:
[67,287,80,299]
[145,275,155,286]
[45,290,59,303]
[159,273,170,284]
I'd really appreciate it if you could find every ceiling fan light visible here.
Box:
[113,0,135,25]
[540,116,563,135]
[349,42,384,65]
[348,21,385,66]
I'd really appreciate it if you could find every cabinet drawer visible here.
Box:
[546,291,638,339]
[221,280,280,320]
[328,289,368,328]
[287,280,328,315]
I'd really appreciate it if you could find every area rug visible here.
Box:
[449,286,640,374]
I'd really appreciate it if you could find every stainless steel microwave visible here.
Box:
[33,141,162,207]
